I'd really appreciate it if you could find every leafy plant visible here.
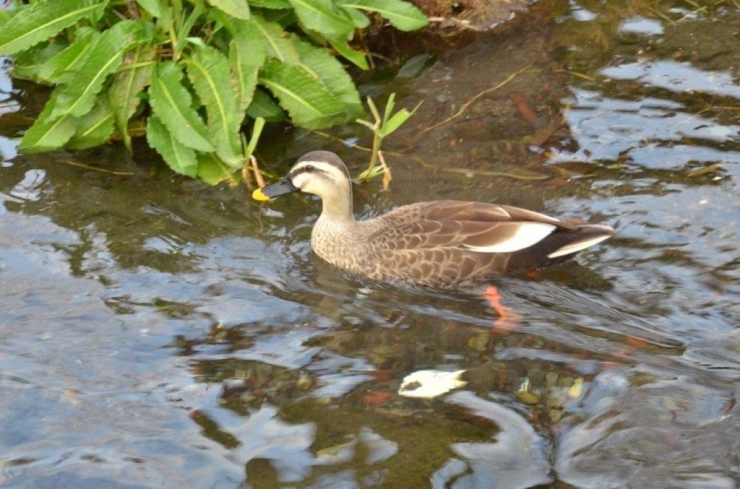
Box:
[356,92,419,180]
[0,0,427,184]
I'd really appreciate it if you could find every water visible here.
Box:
[1,1,739,487]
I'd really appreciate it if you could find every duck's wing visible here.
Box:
[372,200,586,254]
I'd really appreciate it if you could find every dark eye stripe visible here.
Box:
[291,164,320,179]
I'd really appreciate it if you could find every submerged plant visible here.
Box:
[0,0,427,184]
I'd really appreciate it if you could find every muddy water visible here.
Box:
[2,1,740,487]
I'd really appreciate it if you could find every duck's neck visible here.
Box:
[317,179,355,224]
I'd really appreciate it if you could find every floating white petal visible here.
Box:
[399,369,467,398]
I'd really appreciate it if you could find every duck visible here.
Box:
[252,151,615,287]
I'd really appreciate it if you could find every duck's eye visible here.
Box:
[303,165,314,173]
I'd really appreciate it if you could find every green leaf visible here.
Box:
[216,15,266,112]
[146,114,199,177]
[381,92,397,125]
[287,0,355,40]
[196,152,240,185]
[177,2,206,59]
[251,15,299,63]
[36,28,98,84]
[262,7,297,25]
[248,0,291,8]
[378,93,419,136]
[380,108,412,136]
[108,42,158,151]
[135,0,166,18]
[340,0,428,31]
[259,58,346,129]
[150,61,214,152]
[338,4,369,28]
[0,0,109,56]
[218,17,266,66]
[18,92,76,153]
[67,95,116,149]
[11,40,68,82]
[229,38,260,112]
[186,45,243,167]
[51,20,146,119]
[291,35,361,114]
[206,0,251,19]
[328,39,368,69]
[246,88,286,122]
[244,117,265,158]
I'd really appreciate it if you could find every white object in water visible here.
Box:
[399,369,467,398]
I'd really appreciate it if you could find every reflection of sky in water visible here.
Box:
[0,59,13,95]
[566,0,597,22]
[618,17,664,36]
[0,138,17,161]
[601,58,740,99]
[1,58,19,160]
[551,89,740,171]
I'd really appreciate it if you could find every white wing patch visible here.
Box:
[463,222,556,253]
[547,232,612,258]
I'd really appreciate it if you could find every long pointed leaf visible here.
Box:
[228,41,260,113]
[108,42,158,151]
[18,92,76,153]
[380,108,413,137]
[328,39,368,69]
[291,35,361,114]
[338,4,369,28]
[146,114,199,177]
[51,20,146,119]
[340,0,427,31]
[196,152,240,185]
[246,88,286,122]
[186,45,243,167]
[11,40,68,82]
[251,16,299,64]
[259,59,346,129]
[35,28,98,84]
[287,0,355,40]
[206,0,251,20]
[67,95,116,149]
[244,117,265,158]
[214,15,265,64]
[135,0,166,18]
[0,0,109,55]
[150,61,214,152]
[247,0,290,8]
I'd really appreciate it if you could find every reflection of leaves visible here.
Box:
[315,437,356,464]
[687,163,723,178]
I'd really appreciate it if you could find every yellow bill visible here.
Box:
[252,187,270,202]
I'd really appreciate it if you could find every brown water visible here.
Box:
[1,1,740,487]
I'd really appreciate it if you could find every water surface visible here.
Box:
[1,1,739,487]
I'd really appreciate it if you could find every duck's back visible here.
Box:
[310,200,603,285]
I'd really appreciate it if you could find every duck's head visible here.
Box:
[253,151,352,202]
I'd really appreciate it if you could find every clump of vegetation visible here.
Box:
[356,93,420,188]
[0,0,427,183]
